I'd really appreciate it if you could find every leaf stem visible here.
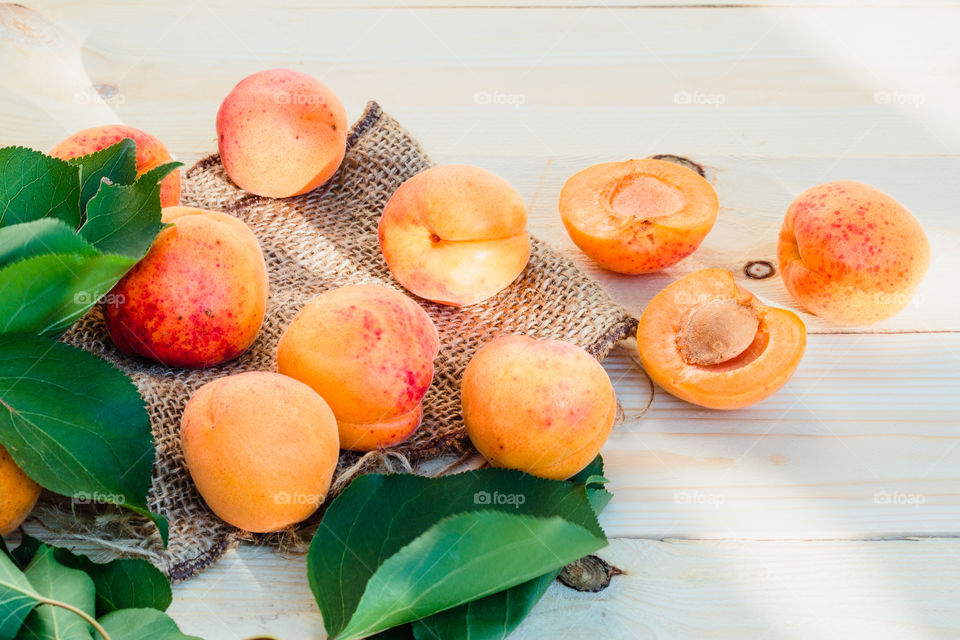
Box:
[38,596,112,640]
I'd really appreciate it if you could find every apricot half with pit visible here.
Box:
[560,159,718,274]
[636,269,806,409]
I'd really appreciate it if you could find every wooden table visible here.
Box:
[3,1,958,638]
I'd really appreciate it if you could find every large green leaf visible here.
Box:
[0,251,134,336]
[80,161,181,259]
[53,549,172,616]
[408,458,612,640]
[0,219,98,269]
[68,139,138,219]
[17,547,95,640]
[0,335,168,544]
[0,545,36,638]
[94,608,202,640]
[0,147,81,229]
[309,469,607,640]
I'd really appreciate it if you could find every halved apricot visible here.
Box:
[559,159,718,274]
[636,268,806,409]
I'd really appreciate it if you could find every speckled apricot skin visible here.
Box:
[379,164,530,307]
[637,269,806,410]
[0,444,41,536]
[559,159,718,275]
[181,372,339,533]
[778,181,930,325]
[104,206,268,369]
[461,335,616,480]
[50,124,181,207]
[216,69,347,198]
[277,284,440,452]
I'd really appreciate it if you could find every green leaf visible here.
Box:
[8,535,43,571]
[0,251,135,336]
[80,161,181,259]
[68,139,138,218]
[0,545,37,639]
[409,457,612,640]
[0,335,168,545]
[309,469,607,640]
[17,546,96,640]
[53,547,172,615]
[0,147,81,229]
[0,219,99,270]
[94,608,202,640]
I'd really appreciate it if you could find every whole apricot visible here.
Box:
[216,68,347,198]
[277,284,440,451]
[637,268,806,410]
[50,124,181,207]
[461,335,616,480]
[559,159,718,274]
[0,444,41,536]
[379,164,530,306]
[778,180,930,325]
[181,372,339,533]
[104,206,268,369]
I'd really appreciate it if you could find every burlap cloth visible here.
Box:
[54,102,637,581]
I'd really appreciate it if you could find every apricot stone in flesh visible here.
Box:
[0,444,41,536]
[379,164,530,307]
[104,206,268,369]
[217,68,347,198]
[277,284,440,452]
[50,124,181,207]
[637,269,806,410]
[181,372,339,533]
[461,335,616,480]
[560,159,718,274]
[778,180,930,325]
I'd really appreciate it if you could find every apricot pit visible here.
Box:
[677,300,760,367]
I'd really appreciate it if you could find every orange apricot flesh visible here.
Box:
[637,268,806,410]
[560,159,718,274]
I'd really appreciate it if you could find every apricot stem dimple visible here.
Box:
[677,300,760,366]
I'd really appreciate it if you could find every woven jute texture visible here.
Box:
[55,102,637,581]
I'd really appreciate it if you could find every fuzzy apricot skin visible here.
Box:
[50,124,181,207]
[0,444,41,536]
[104,206,268,369]
[559,159,718,275]
[778,181,930,325]
[216,69,347,198]
[462,335,616,480]
[181,372,339,533]
[637,269,806,410]
[379,165,530,307]
[277,284,440,452]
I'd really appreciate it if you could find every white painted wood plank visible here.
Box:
[164,538,960,639]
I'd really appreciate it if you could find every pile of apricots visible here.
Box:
[0,67,930,536]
